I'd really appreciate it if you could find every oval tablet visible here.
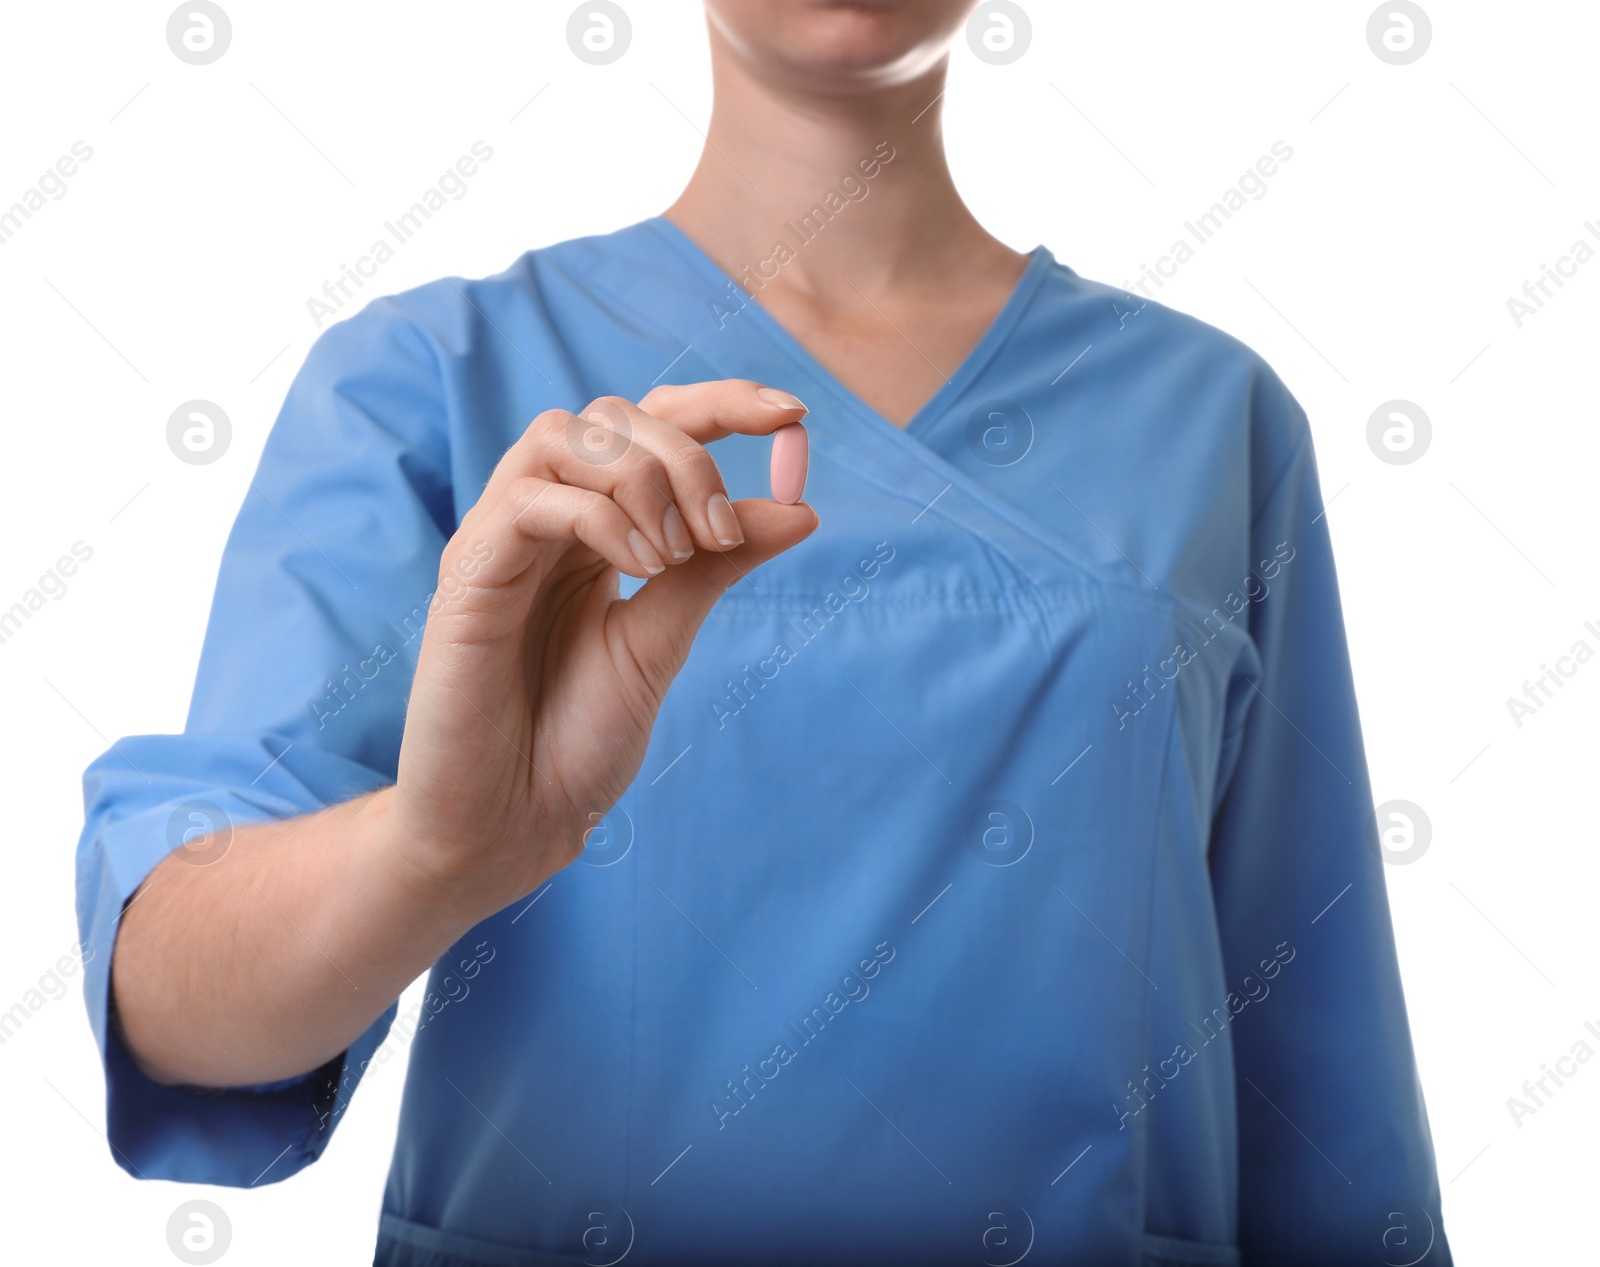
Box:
[769,422,809,504]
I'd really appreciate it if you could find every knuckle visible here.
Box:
[636,383,673,412]
[528,408,573,439]
[618,450,670,497]
[571,495,615,544]
[566,404,633,469]
[582,394,634,420]
[505,476,548,522]
[670,444,722,489]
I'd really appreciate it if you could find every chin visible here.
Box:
[705,0,976,90]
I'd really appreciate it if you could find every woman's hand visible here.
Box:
[373,379,817,919]
[111,379,814,1088]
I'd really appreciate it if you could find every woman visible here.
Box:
[76,2,1450,1263]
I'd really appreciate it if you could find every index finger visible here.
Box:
[636,379,808,443]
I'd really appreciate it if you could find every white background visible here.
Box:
[1,1,1595,1262]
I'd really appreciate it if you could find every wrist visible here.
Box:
[348,787,497,943]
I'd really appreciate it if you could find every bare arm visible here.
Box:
[111,790,470,1085]
[111,380,816,1087]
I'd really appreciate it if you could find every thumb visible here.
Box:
[608,499,820,695]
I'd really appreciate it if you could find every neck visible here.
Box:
[663,29,1002,300]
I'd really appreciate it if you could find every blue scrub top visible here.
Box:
[75,218,1450,1266]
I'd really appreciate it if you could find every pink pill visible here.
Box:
[769,422,809,504]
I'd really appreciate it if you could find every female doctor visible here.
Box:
[76,1,1450,1263]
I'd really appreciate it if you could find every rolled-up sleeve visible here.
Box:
[74,297,456,1186]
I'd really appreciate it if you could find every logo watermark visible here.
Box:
[965,400,1034,468]
[1367,2,1432,66]
[166,1199,231,1263]
[967,801,1034,867]
[166,800,234,867]
[567,2,631,65]
[167,400,231,465]
[1367,400,1431,466]
[966,1,1032,66]
[1370,799,1431,866]
[1379,1204,1437,1267]
[972,1199,1034,1266]
[579,806,634,867]
[578,1203,635,1265]
[166,3,232,65]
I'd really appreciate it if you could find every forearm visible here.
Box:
[110,787,485,1087]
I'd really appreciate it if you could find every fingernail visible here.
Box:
[627,529,665,574]
[706,493,744,546]
[756,387,808,413]
[662,504,694,558]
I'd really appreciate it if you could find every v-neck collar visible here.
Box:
[566,216,1134,598]
[642,215,1054,439]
